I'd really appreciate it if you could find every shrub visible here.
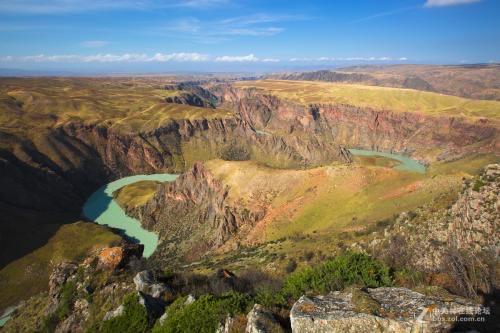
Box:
[285,259,297,273]
[57,280,77,320]
[472,179,485,192]
[394,268,424,288]
[280,252,392,300]
[101,293,150,333]
[153,291,251,333]
[40,280,77,332]
[303,251,315,262]
[221,144,250,161]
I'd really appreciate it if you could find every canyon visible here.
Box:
[0,75,498,331]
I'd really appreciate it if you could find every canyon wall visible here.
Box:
[118,162,264,262]
[1,82,498,265]
[214,84,499,164]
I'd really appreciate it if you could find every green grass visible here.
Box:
[153,292,251,333]
[0,221,121,313]
[279,252,392,301]
[101,293,150,333]
[114,181,161,208]
[235,80,500,120]
[0,77,233,141]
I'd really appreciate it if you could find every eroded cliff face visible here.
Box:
[4,83,497,214]
[119,162,264,262]
[217,85,499,162]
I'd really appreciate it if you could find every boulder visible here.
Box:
[185,294,196,305]
[103,305,124,321]
[98,244,144,270]
[133,270,155,292]
[216,315,234,333]
[133,270,172,299]
[245,304,283,333]
[290,287,477,333]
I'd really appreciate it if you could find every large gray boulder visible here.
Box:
[290,287,476,333]
[133,270,171,299]
[245,304,284,333]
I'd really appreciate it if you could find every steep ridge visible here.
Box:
[214,84,499,163]
[116,162,265,262]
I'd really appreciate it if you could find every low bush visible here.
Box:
[472,179,485,192]
[221,144,250,161]
[153,291,251,333]
[40,280,77,332]
[280,252,393,300]
[285,259,297,273]
[101,293,150,333]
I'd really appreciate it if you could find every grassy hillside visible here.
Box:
[0,77,232,140]
[268,64,500,100]
[191,153,497,272]
[0,221,121,313]
[235,80,500,120]
[114,181,161,208]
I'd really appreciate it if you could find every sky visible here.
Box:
[0,0,498,73]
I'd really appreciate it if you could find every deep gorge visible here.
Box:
[1,84,498,267]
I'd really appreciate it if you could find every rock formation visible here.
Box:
[290,287,476,333]
[245,304,284,333]
[356,164,499,296]
[98,244,144,270]
[120,162,265,262]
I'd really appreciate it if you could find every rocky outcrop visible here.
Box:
[98,244,144,270]
[46,262,78,315]
[213,84,499,165]
[123,162,265,261]
[449,164,499,253]
[133,270,172,299]
[355,164,499,296]
[245,304,284,333]
[290,287,476,333]
[165,93,208,108]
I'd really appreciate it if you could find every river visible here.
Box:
[82,174,178,258]
[348,149,426,173]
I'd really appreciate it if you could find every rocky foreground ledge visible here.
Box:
[3,242,481,333]
[289,288,475,333]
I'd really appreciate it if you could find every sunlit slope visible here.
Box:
[115,154,499,246]
[235,80,500,120]
[204,154,498,243]
[0,78,232,139]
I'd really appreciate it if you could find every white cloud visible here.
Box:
[224,27,284,36]
[424,0,480,7]
[0,52,279,63]
[0,53,210,63]
[80,40,110,48]
[214,54,279,62]
[162,13,304,43]
[215,54,259,62]
[150,52,209,62]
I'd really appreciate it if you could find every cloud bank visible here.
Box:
[0,53,411,64]
[0,53,278,63]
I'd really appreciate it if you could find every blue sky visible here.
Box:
[0,0,498,72]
